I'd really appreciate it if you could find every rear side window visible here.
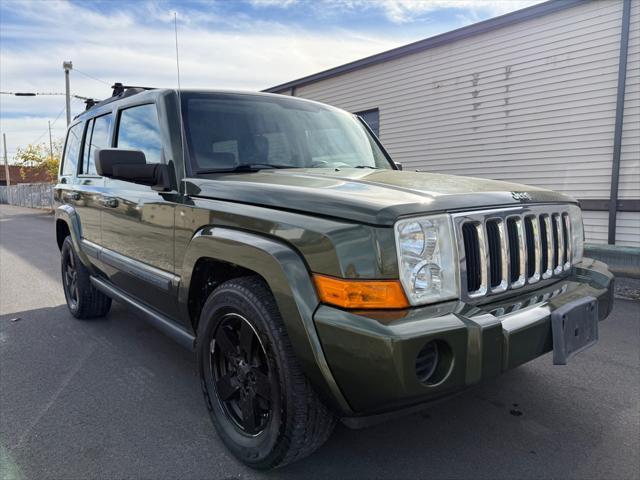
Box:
[116,104,162,164]
[61,123,83,176]
[82,113,112,175]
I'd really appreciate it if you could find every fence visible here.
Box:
[0,183,54,210]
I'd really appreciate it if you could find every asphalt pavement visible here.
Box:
[1,204,638,480]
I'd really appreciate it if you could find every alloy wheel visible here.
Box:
[210,312,273,436]
[63,250,79,309]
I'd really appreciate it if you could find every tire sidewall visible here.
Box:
[61,237,80,316]
[197,283,286,467]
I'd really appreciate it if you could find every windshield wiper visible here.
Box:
[353,165,379,169]
[197,163,296,174]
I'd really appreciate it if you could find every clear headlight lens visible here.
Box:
[395,214,458,305]
[567,204,584,265]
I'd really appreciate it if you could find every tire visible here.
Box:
[197,276,335,470]
[61,236,111,319]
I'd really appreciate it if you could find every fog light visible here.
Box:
[415,341,439,384]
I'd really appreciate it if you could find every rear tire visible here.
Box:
[61,236,111,319]
[197,276,335,470]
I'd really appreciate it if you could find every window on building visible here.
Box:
[354,108,380,137]
[61,122,83,176]
[82,113,112,175]
[116,104,162,164]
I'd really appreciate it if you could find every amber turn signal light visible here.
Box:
[313,274,409,309]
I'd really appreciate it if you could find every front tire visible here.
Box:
[61,236,111,319]
[197,276,335,469]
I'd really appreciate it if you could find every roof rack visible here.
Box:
[84,98,98,110]
[75,82,157,118]
[110,82,155,97]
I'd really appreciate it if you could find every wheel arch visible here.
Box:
[55,204,93,267]
[179,226,352,414]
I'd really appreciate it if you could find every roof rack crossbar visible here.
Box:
[111,82,155,97]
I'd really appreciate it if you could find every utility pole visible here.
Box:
[48,121,54,160]
[63,61,73,126]
[3,133,10,186]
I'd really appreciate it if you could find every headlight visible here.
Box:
[567,204,584,264]
[394,214,458,305]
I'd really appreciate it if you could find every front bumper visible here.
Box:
[314,259,614,416]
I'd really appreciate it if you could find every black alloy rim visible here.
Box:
[210,312,273,436]
[63,250,79,308]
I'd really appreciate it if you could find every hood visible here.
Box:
[185,168,576,226]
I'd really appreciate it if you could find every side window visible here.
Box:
[355,108,380,137]
[116,104,162,164]
[82,113,112,174]
[82,119,95,174]
[61,122,83,176]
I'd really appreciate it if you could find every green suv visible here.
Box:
[55,87,614,469]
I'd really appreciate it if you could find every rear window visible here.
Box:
[61,123,83,176]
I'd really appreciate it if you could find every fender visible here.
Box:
[178,226,352,414]
[55,204,94,269]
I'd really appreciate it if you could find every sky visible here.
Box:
[0,0,542,161]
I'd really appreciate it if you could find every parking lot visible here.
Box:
[1,204,638,480]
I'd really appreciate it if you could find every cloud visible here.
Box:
[249,0,298,7]
[0,0,540,159]
[338,0,541,23]
[1,1,413,158]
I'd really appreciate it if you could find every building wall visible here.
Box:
[288,0,639,247]
[618,0,640,247]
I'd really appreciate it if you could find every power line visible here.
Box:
[72,67,111,86]
[1,91,94,100]
[27,105,66,147]
[1,91,66,96]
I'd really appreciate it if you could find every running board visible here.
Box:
[90,276,195,351]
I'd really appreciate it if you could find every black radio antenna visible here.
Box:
[174,11,187,184]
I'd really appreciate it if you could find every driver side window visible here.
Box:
[116,104,163,164]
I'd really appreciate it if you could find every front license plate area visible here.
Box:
[551,296,599,365]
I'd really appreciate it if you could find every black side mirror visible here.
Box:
[95,148,171,191]
[394,162,403,171]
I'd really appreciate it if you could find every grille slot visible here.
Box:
[457,206,573,301]
[540,215,550,277]
[562,213,571,270]
[524,217,536,278]
[462,222,481,293]
[507,218,520,283]
[486,220,502,289]
[551,214,560,270]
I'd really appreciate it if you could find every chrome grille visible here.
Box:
[454,205,573,301]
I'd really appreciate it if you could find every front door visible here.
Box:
[99,103,179,316]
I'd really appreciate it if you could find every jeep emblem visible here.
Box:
[512,192,532,201]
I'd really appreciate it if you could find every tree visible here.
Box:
[13,141,63,181]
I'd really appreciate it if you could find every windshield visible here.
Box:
[181,92,393,172]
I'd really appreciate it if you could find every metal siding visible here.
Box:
[615,211,640,246]
[583,211,610,245]
[293,0,638,246]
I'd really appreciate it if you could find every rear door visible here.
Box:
[99,102,179,316]
[58,121,87,226]
[75,113,113,244]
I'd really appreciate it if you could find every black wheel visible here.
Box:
[197,276,335,470]
[61,236,111,319]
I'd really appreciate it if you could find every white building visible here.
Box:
[266,0,639,248]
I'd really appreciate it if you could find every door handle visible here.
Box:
[64,191,80,201]
[101,197,119,208]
